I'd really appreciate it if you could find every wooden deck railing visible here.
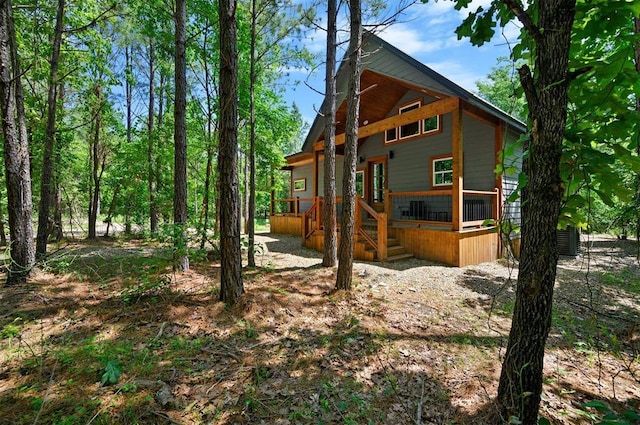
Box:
[271,197,314,217]
[388,189,499,229]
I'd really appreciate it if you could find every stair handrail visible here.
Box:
[302,197,322,240]
[355,196,388,261]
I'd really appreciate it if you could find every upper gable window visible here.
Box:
[423,115,441,135]
[398,101,421,139]
[385,99,441,144]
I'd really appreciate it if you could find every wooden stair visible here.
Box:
[357,231,414,262]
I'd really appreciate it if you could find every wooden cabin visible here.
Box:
[270,32,524,267]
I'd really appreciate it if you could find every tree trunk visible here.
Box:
[496,2,577,423]
[634,16,639,257]
[173,0,189,271]
[198,22,215,250]
[200,136,215,249]
[218,0,244,304]
[103,185,120,237]
[52,178,63,241]
[147,40,158,234]
[247,0,258,267]
[322,0,338,268]
[36,0,65,256]
[0,196,6,246]
[88,84,103,240]
[156,71,166,227]
[51,82,65,242]
[0,0,35,284]
[335,0,361,291]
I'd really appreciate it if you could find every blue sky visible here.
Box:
[281,1,522,127]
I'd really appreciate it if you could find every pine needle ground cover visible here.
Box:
[0,234,638,424]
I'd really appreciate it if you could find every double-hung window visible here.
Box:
[432,156,453,187]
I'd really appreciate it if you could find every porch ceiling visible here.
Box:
[327,70,448,143]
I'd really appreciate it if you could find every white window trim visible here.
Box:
[384,127,397,143]
[293,178,306,192]
[398,101,421,140]
[433,156,453,187]
[423,115,441,135]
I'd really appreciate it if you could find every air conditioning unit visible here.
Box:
[557,226,580,256]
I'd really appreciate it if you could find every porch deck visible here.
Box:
[270,190,501,267]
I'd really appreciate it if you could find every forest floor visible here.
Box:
[0,232,638,424]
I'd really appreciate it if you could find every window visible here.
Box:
[423,115,440,134]
[355,170,364,197]
[432,156,453,187]
[398,101,421,139]
[372,162,385,202]
[385,99,442,144]
[385,127,397,143]
[293,178,306,192]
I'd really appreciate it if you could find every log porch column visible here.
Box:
[495,121,504,258]
[313,150,319,198]
[452,99,463,231]
[270,172,275,216]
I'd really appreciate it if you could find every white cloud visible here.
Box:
[425,60,483,93]
[377,19,468,57]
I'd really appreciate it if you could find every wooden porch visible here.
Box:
[270,189,501,267]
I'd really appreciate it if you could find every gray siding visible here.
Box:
[462,115,496,191]
[358,91,452,193]
[501,127,524,175]
[502,176,521,237]
[354,89,499,193]
[317,155,345,196]
[291,164,314,211]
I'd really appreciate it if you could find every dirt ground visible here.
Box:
[0,233,638,424]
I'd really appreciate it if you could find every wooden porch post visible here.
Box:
[452,99,463,231]
[377,213,387,261]
[495,121,504,258]
[301,206,307,245]
[313,150,319,198]
[384,189,391,215]
[270,172,275,216]
[355,196,362,230]
[495,121,504,193]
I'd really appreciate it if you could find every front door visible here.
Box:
[367,156,387,212]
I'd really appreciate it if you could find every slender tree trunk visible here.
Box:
[214,177,221,236]
[335,0,362,291]
[243,151,248,234]
[634,16,639,256]
[322,0,338,267]
[199,23,215,250]
[36,0,65,256]
[147,40,158,234]
[496,2,577,423]
[88,84,103,240]
[52,178,63,241]
[157,71,166,227]
[125,45,132,145]
[51,82,65,242]
[0,197,6,246]
[247,0,258,266]
[200,136,215,249]
[103,185,120,237]
[218,0,244,304]
[0,0,35,284]
[173,0,189,271]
